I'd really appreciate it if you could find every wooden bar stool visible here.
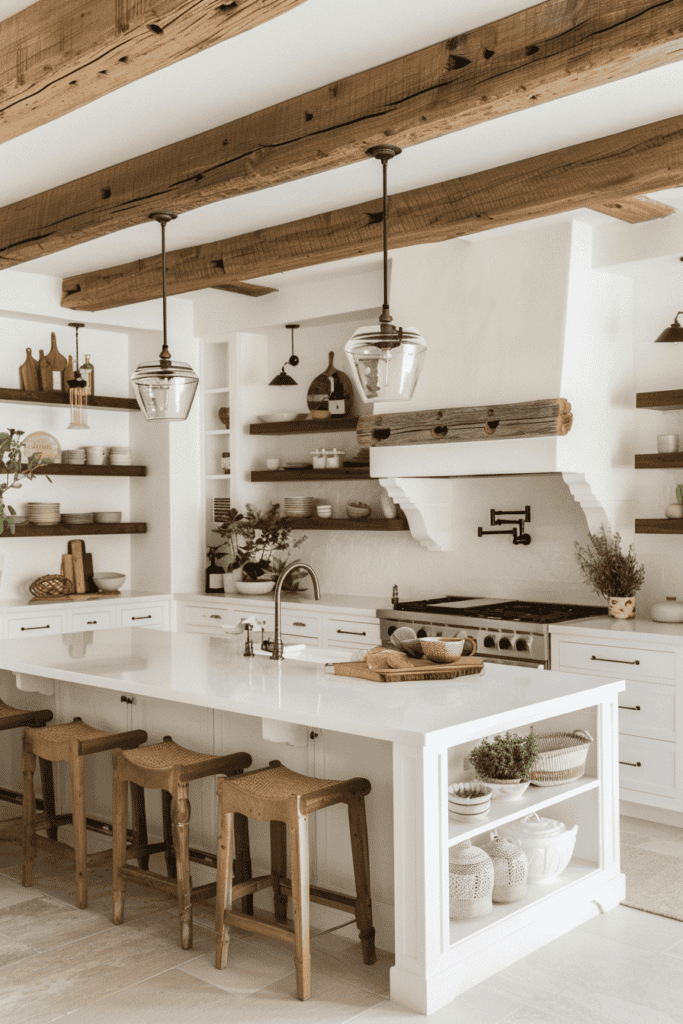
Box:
[22,716,148,909]
[215,759,376,1001]
[111,736,252,950]
[0,699,55,840]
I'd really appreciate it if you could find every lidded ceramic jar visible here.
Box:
[310,449,328,470]
[499,812,578,884]
[448,840,494,920]
[325,448,345,469]
[479,832,528,903]
[651,597,683,623]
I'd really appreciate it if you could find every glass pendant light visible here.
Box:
[269,324,300,386]
[131,212,199,421]
[345,145,426,402]
[67,322,89,430]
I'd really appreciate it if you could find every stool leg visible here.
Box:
[130,783,149,871]
[112,765,128,926]
[38,757,57,842]
[288,802,311,1001]
[270,819,288,923]
[161,789,177,879]
[347,795,376,965]
[21,742,37,889]
[70,755,88,909]
[233,812,253,916]
[172,781,193,950]
[215,805,234,970]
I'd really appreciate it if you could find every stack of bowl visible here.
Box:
[93,512,122,524]
[284,496,314,518]
[109,446,131,466]
[316,503,332,519]
[62,449,86,465]
[26,502,60,526]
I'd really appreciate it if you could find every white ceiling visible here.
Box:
[3,0,683,285]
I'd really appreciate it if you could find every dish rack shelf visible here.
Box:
[0,387,138,411]
[249,417,359,435]
[1,523,148,538]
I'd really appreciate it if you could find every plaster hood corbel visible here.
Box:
[380,477,453,551]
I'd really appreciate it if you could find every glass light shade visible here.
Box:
[345,326,426,402]
[131,360,199,421]
[67,384,89,429]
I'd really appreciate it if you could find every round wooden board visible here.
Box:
[306,351,353,414]
[22,431,61,463]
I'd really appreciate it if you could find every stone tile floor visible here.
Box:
[0,815,681,1023]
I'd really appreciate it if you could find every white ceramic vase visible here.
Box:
[380,493,397,519]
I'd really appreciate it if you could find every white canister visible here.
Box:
[311,449,327,470]
[651,597,683,623]
[325,448,345,469]
[499,812,578,884]
[657,434,679,453]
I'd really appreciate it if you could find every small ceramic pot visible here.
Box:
[608,596,635,619]
[665,503,683,519]
[447,782,492,823]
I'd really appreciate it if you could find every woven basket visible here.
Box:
[29,574,75,599]
[530,730,593,787]
[218,407,230,427]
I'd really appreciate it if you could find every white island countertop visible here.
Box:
[0,627,625,748]
[174,591,389,616]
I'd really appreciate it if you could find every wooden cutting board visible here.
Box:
[306,351,354,415]
[39,333,68,391]
[19,348,40,391]
[68,539,87,593]
[331,655,484,683]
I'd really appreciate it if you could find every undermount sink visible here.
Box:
[254,645,359,664]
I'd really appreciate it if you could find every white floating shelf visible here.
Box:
[205,475,231,480]
[204,387,230,394]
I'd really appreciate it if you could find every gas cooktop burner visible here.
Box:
[392,598,608,624]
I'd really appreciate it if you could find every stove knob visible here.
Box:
[515,637,529,652]
[498,637,512,651]
[416,628,428,638]
[483,635,496,649]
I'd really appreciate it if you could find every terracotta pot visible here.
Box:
[608,596,635,619]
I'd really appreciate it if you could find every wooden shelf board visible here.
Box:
[249,417,359,435]
[280,517,407,531]
[252,467,370,481]
[635,519,683,534]
[28,464,146,477]
[0,387,138,411]
[1,523,147,538]
[636,389,683,410]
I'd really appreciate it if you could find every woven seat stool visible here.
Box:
[112,736,252,950]
[22,716,148,909]
[215,759,376,1001]
[0,699,55,841]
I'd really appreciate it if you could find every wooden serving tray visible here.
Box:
[331,656,484,683]
[28,591,121,604]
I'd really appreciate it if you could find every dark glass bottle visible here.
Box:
[205,550,224,594]
[329,373,346,417]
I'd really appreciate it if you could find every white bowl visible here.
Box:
[92,572,126,592]
[257,413,298,423]
[234,580,276,595]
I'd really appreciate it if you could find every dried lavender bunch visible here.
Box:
[574,526,645,599]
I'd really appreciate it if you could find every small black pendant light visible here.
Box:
[654,312,683,344]
[269,324,300,386]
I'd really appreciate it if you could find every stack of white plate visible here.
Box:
[26,502,60,525]
[212,497,231,523]
[94,512,122,524]
[284,496,314,518]
[109,446,131,466]
[62,449,86,465]
[61,512,94,525]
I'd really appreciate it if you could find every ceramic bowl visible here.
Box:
[257,413,297,423]
[447,782,493,822]
[477,778,531,801]
[234,580,276,595]
[419,638,463,663]
[347,503,371,519]
[92,572,126,592]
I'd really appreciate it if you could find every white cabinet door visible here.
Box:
[324,614,380,649]
[7,613,64,639]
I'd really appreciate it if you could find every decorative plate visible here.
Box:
[22,431,61,463]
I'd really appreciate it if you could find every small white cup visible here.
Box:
[266,458,280,471]
[657,434,679,453]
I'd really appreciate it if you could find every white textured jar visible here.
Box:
[651,597,683,623]
[448,841,494,920]
[480,834,528,903]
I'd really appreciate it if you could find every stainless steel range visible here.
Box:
[377,594,608,669]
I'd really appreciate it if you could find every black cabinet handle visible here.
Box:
[132,615,152,621]
[21,624,50,631]
[619,760,642,767]
[120,695,134,705]
[591,655,640,665]
[87,621,97,625]
[619,704,641,711]
[337,629,367,636]
[292,621,306,628]
[209,614,221,619]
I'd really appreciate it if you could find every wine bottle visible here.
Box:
[329,372,346,417]
[205,550,224,594]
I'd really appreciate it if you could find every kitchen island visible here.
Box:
[0,627,625,1015]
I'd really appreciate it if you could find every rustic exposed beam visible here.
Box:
[0,0,308,144]
[585,195,676,223]
[60,111,683,311]
[5,0,683,268]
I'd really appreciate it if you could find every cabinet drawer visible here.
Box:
[232,608,320,640]
[325,616,380,647]
[120,605,165,629]
[556,640,675,681]
[619,736,676,799]
[7,614,63,638]
[618,682,675,741]
[71,609,112,632]
[184,605,240,629]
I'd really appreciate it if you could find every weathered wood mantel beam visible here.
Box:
[0,0,308,145]
[61,111,683,311]
[5,0,683,267]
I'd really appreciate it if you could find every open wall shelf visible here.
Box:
[635,519,683,534]
[0,387,139,411]
[28,464,146,477]
[1,523,147,538]
[635,454,683,469]
[249,417,359,435]
[636,389,683,410]
[281,517,407,531]
[252,467,370,482]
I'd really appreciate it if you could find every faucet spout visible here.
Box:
[271,561,320,660]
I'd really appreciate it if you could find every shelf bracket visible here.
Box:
[379,477,452,551]
[562,472,612,534]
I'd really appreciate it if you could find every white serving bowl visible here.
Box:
[92,572,126,592]
[257,413,298,423]
[234,580,276,595]
[500,813,578,883]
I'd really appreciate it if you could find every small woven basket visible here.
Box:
[218,407,230,427]
[530,730,593,787]
[29,574,75,599]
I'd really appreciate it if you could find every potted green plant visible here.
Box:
[574,526,645,619]
[469,731,537,801]
[213,509,246,593]
[228,503,307,594]
[0,428,53,534]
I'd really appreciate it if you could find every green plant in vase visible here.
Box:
[213,509,246,572]
[574,526,644,618]
[0,429,53,534]
[238,503,307,587]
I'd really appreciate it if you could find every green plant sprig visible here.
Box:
[469,731,538,782]
[0,429,53,535]
[574,526,645,599]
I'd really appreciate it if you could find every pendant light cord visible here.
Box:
[150,212,177,363]
[366,145,401,329]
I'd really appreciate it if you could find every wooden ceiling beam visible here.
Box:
[0,0,308,144]
[584,195,676,223]
[5,0,683,268]
[60,110,683,311]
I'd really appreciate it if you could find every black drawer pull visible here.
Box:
[132,615,152,621]
[591,655,640,665]
[209,614,221,619]
[619,760,642,767]
[619,704,641,711]
[87,621,97,625]
[21,624,50,631]
[292,621,306,627]
[120,695,134,705]
[337,628,367,636]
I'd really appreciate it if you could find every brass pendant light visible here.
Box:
[269,324,300,386]
[131,212,199,421]
[67,322,89,430]
[344,145,427,402]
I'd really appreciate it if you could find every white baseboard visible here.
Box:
[620,800,683,829]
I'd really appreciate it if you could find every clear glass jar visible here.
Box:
[325,448,345,469]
